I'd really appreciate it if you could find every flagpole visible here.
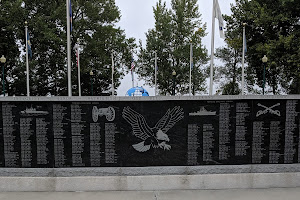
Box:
[131,70,134,88]
[131,59,135,88]
[209,0,216,96]
[77,45,81,96]
[189,42,192,96]
[111,53,115,96]
[155,51,157,96]
[25,21,30,97]
[66,0,72,96]
[241,23,246,95]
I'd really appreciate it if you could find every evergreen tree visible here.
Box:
[137,0,208,95]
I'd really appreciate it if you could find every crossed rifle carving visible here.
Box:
[256,103,281,117]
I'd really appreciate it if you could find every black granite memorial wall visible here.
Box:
[0,99,299,167]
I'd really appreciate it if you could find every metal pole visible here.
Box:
[131,70,134,88]
[209,0,216,95]
[189,42,192,96]
[2,63,4,96]
[155,51,157,96]
[241,23,246,95]
[172,74,175,96]
[111,53,114,96]
[91,75,93,96]
[25,22,30,96]
[77,47,81,96]
[263,63,266,95]
[66,0,72,96]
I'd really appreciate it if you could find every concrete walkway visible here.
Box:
[0,188,299,200]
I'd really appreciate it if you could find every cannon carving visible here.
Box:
[92,106,115,122]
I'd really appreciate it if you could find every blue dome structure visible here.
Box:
[126,87,149,96]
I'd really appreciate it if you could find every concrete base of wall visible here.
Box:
[0,165,299,192]
[0,172,299,192]
[1,164,299,177]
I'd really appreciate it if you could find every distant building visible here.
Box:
[126,87,149,96]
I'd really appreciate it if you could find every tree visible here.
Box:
[137,0,208,95]
[215,37,242,95]
[224,0,300,94]
[0,0,26,95]
[0,0,135,96]
[70,0,136,96]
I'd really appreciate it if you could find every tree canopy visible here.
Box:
[0,0,135,96]
[2,0,300,96]
[215,39,242,95]
[137,0,208,95]
[223,0,300,94]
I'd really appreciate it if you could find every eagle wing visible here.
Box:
[154,106,184,133]
[122,106,153,140]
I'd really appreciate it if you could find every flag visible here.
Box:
[130,59,135,71]
[111,53,115,96]
[111,53,114,74]
[69,0,72,32]
[27,31,32,58]
[214,0,225,39]
[130,59,135,86]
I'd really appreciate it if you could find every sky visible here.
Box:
[115,0,236,96]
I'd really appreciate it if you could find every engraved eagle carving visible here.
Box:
[122,106,184,152]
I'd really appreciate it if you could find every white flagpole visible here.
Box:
[241,23,246,95]
[77,47,81,96]
[131,70,134,88]
[131,60,134,88]
[209,0,216,96]
[111,53,115,96]
[66,0,72,96]
[155,51,157,96]
[189,42,192,96]
[25,21,30,97]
